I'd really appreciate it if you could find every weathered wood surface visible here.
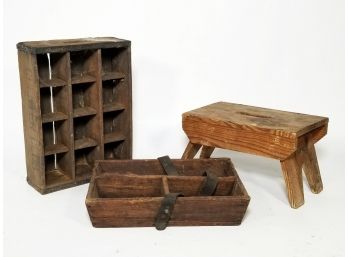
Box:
[18,51,45,188]
[17,37,130,54]
[86,158,250,228]
[183,102,328,137]
[17,37,132,194]
[281,152,304,208]
[181,102,328,208]
[181,142,201,159]
[183,102,328,160]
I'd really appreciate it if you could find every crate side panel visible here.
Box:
[18,51,45,188]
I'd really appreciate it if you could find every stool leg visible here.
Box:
[280,152,304,209]
[200,146,215,158]
[302,137,323,194]
[182,142,201,159]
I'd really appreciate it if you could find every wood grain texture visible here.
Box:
[17,37,130,54]
[95,158,239,178]
[181,102,328,208]
[281,152,304,208]
[183,102,328,137]
[17,37,132,194]
[181,142,201,159]
[302,136,323,193]
[86,158,250,228]
[182,102,328,160]
[200,146,215,159]
[18,51,45,188]
[184,116,297,159]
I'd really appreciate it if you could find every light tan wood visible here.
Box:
[183,102,328,138]
[281,152,304,208]
[309,124,328,144]
[302,136,323,193]
[181,142,201,159]
[162,176,170,194]
[181,102,329,208]
[200,146,215,159]
[183,118,327,160]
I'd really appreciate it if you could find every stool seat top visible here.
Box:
[183,102,328,138]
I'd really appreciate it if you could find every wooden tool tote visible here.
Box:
[86,157,250,230]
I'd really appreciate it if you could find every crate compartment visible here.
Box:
[72,82,98,118]
[101,47,128,80]
[42,120,70,155]
[70,50,98,84]
[37,53,68,87]
[40,86,69,122]
[103,110,125,139]
[104,141,125,159]
[75,147,98,179]
[102,79,127,110]
[45,153,73,187]
[73,116,99,150]
[86,158,250,228]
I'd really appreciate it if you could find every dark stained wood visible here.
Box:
[96,158,237,177]
[103,103,125,113]
[42,112,68,123]
[86,158,250,228]
[71,74,96,84]
[74,138,98,150]
[40,77,66,88]
[102,71,125,81]
[44,143,69,156]
[104,132,126,144]
[73,107,97,118]
[17,37,131,54]
[182,102,328,208]
[17,37,132,194]
[18,51,46,188]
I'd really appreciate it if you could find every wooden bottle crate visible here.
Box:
[17,37,132,194]
[86,158,250,229]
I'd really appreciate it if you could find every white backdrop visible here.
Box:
[3,0,344,257]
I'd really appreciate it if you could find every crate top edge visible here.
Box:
[17,37,131,54]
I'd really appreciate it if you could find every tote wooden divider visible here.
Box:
[17,37,132,194]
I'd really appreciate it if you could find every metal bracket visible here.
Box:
[157,155,179,176]
[154,193,181,230]
[200,171,218,196]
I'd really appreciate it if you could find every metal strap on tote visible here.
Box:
[154,193,182,230]
[200,171,218,196]
[157,155,179,176]
[155,156,218,230]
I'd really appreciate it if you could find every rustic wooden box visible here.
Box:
[17,37,132,194]
[86,158,250,229]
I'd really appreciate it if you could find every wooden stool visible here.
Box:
[181,102,328,208]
